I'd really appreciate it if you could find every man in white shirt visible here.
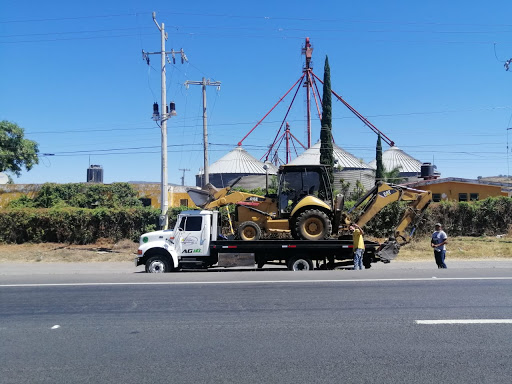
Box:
[431,223,448,269]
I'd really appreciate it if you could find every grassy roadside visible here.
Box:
[0,236,510,263]
[0,239,138,263]
[396,236,512,261]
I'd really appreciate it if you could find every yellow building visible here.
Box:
[131,183,198,209]
[405,178,510,202]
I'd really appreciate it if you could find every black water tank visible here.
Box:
[420,163,434,178]
[87,165,104,183]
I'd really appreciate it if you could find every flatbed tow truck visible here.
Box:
[136,178,431,272]
[136,209,385,272]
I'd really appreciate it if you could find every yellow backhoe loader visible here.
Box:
[188,165,432,251]
[188,165,342,241]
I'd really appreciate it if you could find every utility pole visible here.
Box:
[179,168,190,186]
[142,12,187,229]
[185,77,221,186]
[507,127,512,180]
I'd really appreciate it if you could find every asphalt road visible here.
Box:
[1,263,512,384]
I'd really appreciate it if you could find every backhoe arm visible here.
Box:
[187,185,264,209]
[341,182,432,262]
[393,188,432,244]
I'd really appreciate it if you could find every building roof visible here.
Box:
[368,146,423,174]
[403,177,512,189]
[197,146,278,176]
[288,141,372,169]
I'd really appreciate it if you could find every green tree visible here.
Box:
[375,134,384,183]
[350,180,366,201]
[338,178,351,197]
[383,166,404,184]
[0,121,39,178]
[319,56,334,189]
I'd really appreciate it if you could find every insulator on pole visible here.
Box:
[152,102,160,120]
[170,102,177,116]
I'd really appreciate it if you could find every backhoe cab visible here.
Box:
[188,165,343,241]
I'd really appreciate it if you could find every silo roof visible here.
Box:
[288,141,372,169]
[198,146,278,175]
[368,146,422,173]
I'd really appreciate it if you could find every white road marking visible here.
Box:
[1,276,512,288]
[51,325,61,329]
[416,319,512,324]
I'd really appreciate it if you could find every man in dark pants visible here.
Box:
[431,223,448,268]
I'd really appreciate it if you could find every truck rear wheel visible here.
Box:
[295,209,332,240]
[237,221,262,241]
[145,255,171,273]
[287,256,314,271]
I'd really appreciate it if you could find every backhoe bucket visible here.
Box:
[187,188,214,208]
[377,240,401,263]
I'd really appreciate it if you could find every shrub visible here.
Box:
[8,182,143,209]
[0,207,160,244]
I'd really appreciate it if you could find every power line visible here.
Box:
[0,12,144,24]
[24,104,512,135]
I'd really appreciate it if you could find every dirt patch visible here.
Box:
[0,236,511,263]
[0,240,139,263]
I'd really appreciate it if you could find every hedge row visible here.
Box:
[362,196,512,238]
[0,207,162,244]
[1,197,511,244]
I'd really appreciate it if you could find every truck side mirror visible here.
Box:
[159,214,168,228]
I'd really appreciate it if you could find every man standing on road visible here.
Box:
[350,223,365,270]
[431,223,448,269]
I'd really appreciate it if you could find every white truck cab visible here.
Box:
[136,210,218,272]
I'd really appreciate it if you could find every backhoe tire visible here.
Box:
[295,209,332,240]
[287,256,314,271]
[145,255,171,273]
[237,221,262,241]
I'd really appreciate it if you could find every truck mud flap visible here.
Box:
[377,241,400,263]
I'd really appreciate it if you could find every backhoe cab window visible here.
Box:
[278,170,325,213]
[178,216,202,231]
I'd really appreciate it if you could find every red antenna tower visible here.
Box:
[237,37,395,164]
[303,37,313,148]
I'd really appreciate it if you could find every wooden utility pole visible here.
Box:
[185,78,221,186]
[142,12,187,229]
[179,168,190,186]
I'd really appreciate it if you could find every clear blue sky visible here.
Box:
[1,0,512,185]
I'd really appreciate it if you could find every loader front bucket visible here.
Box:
[187,188,214,208]
[376,240,401,263]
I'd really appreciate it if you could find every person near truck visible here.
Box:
[349,223,365,270]
[431,223,448,269]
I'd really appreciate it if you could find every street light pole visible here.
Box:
[185,78,221,186]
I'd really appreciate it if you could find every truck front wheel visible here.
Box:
[237,221,262,241]
[288,256,314,271]
[145,255,171,273]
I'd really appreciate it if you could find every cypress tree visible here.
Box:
[320,56,334,188]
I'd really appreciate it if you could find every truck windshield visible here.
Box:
[177,216,203,231]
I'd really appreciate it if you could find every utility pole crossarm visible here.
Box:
[184,77,222,186]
